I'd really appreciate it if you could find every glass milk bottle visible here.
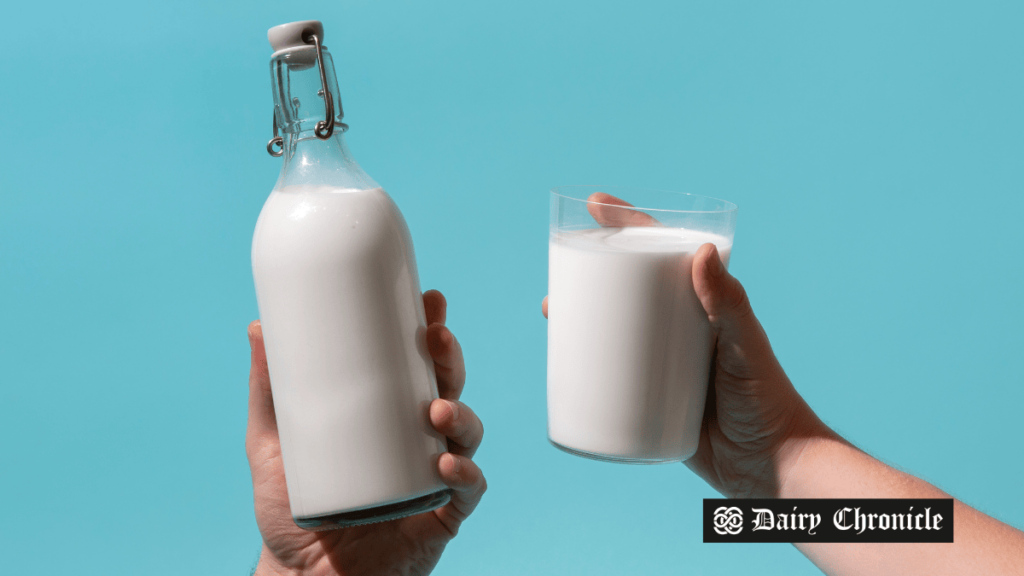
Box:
[251,21,450,530]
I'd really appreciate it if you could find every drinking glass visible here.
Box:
[547,186,738,463]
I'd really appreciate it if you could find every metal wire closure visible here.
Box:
[267,113,284,157]
[305,32,335,140]
[266,30,349,157]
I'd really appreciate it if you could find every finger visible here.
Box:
[691,243,776,378]
[542,296,548,318]
[423,289,446,326]
[433,453,487,536]
[586,192,661,228]
[247,321,278,450]
[426,323,466,400]
[429,399,484,458]
[692,243,750,334]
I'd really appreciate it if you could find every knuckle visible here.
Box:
[456,403,483,444]
[724,282,753,318]
[439,326,455,347]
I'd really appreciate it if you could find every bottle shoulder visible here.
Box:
[252,185,413,263]
[268,184,389,199]
[257,186,397,223]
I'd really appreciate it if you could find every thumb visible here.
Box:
[246,320,278,448]
[692,244,776,379]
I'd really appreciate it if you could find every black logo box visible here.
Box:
[704,499,954,543]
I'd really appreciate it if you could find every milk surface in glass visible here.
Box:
[252,185,448,523]
[547,226,732,462]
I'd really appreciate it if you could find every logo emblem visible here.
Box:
[713,506,744,535]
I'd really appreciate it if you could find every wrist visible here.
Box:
[773,406,846,499]
[691,397,837,499]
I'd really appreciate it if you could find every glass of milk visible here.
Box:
[547,186,737,463]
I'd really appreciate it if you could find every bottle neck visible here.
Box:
[275,130,378,190]
[270,46,378,191]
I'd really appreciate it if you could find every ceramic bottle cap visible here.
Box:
[268,20,324,52]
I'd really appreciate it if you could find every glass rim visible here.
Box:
[550,185,738,214]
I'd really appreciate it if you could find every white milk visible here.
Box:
[252,185,448,523]
[547,226,732,462]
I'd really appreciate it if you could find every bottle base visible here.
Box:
[549,438,687,465]
[294,488,453,531]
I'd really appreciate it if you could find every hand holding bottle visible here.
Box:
[247,290,486,576]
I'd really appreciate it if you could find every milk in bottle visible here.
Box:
[251,21,449,530]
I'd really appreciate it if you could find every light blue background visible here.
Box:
[2,1,1022,574]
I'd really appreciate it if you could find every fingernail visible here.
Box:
[707,244,724,277]
[446,400,460,422]
[247,321,260,350]
[449,454,462,474]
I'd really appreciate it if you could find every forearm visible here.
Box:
[778,428,1024,575]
